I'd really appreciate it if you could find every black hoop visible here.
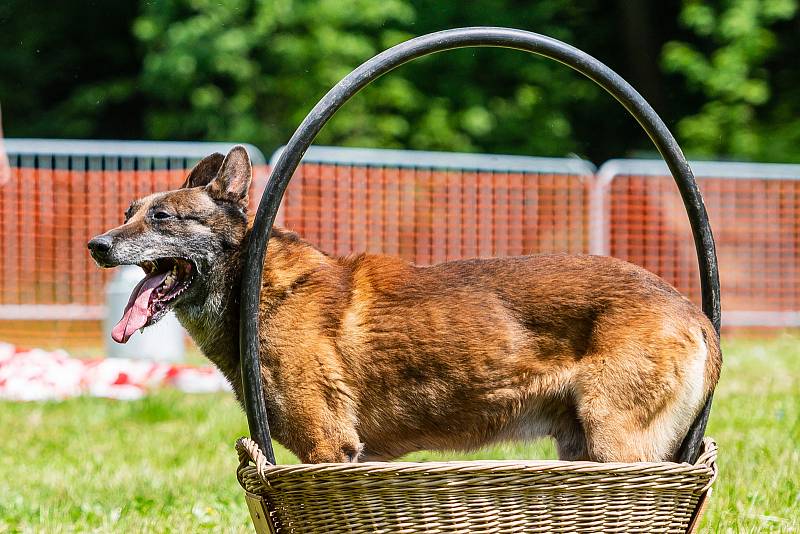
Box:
[239,27,721,465]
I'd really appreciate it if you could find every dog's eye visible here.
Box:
[152,210,174,221]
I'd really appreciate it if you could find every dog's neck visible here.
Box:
[173,239,246,395]
[173,226,329,399]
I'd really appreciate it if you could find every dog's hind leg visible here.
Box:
[573,330,708,462]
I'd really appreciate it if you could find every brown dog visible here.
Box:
[88,146,721,463]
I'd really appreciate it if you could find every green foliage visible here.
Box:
[130,0,624,158]
[133,0,418,151]
[663,0,799,160]
[2,1,800,162]
[394,1,612,157]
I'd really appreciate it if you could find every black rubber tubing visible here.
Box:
[239,27,721,465]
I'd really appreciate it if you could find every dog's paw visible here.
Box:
[303,441,364,463]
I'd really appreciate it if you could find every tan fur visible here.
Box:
[89,148,722,464]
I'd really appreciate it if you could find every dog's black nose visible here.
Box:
[88,235,113,254]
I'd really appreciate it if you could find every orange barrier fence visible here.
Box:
[1,142,798,351]
[596,160,800,327]
[278,154,594,265]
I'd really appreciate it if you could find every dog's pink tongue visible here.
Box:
[111,271,168,344]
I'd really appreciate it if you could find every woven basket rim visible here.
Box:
[236,437,718,493]
[243,457,718,474]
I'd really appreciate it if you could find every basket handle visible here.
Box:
[239,27,721,465]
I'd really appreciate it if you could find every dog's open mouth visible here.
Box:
[112,258,194,344]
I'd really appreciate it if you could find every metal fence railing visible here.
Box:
[1,140,798,351]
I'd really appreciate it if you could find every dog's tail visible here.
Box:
[674,321,721,463]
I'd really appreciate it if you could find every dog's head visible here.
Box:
[88,146,252,343]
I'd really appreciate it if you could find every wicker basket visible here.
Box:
[236,437,717,534]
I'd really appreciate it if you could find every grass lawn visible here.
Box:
[0,333,797,533]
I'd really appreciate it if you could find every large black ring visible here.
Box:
[239,27,721,464]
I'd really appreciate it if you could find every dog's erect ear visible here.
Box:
[206,145,252,209]
[182,152,225,189]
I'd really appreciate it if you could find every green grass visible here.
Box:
[0,334,798,533]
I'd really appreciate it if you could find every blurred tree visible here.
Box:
[133,0,418,152]
[4,0,798,163]
[663,0,799,160]
[132,0,684,161]
[394,0,683,161]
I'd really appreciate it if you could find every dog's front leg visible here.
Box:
[302,439,363,464]
[291,419,363,464]
[280,394,363,463]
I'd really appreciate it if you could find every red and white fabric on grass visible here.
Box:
[0,342,230,401]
